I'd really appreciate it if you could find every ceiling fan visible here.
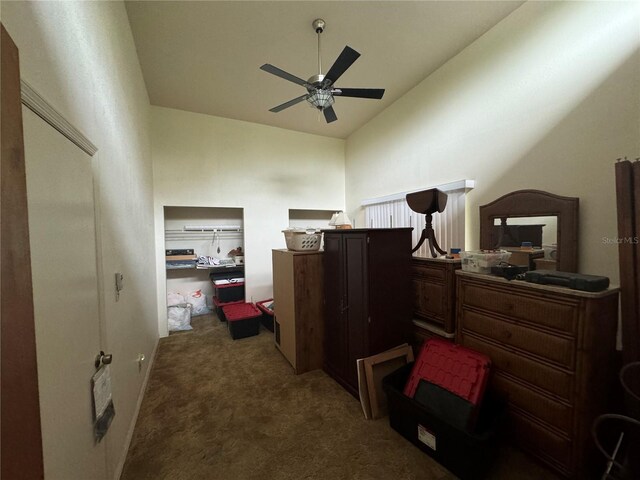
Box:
[260,18,385,124]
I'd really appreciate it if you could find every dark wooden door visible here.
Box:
[367,229,412,353]
[343,233,368,389]
[323,233,345,379]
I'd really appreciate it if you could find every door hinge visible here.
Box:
[368,316,371,324]
[367,236,370,244]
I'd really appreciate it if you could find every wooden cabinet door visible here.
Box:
[322,233,346,378]
[343,233,368,389]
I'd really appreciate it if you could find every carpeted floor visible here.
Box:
[121,314,559,480]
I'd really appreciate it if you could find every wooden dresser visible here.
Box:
[411,256,460,349]
[456,271,619,478]
[272,249,324,374]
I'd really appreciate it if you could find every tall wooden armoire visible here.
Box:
[322,228,412,397]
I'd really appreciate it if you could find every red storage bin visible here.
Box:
[403,339,491,431]
[256,299,274,332]
[212,296,243,322]
[223,303,261,340]
[384,363,504,479]
[403,339,491,406]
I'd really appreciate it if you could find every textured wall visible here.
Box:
[1,1,157,478]
[151,106,345,336]
[346,1,640,283]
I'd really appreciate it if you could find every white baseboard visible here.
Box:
[113,337,160,480]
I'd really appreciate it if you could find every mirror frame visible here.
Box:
[479,190,579,272]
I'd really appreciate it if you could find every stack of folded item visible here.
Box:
[166,249,197,269]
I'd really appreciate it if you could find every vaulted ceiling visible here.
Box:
[125,1,524,139]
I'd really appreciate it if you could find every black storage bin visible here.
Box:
[212,296,243,322]
[256,299,274,332]
[383,363,504,480]
[213,282,245,303]
[209,267,244,283]
[224,303,261,340]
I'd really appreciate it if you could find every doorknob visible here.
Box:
[95,351,113,369]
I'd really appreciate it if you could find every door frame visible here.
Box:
[0,22,45,480]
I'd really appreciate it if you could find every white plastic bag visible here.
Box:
[186,289,210,316]
[168,304,192,331]
[167,292,185,307]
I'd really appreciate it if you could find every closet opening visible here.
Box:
[164,206,244,333]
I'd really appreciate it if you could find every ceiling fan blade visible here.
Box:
[332,88,385,99]
[323,46,360,87]
[260,64,309,87]
[323,106,337,123]
[269,94,308,113]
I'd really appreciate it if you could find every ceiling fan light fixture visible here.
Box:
[307,89,334,110]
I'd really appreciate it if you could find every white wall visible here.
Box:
[152,106,345,336]
[346,1,640,283]
[1,1,157,478]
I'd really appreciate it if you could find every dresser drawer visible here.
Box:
[492,371,573,435]
[508,409,572,475]
[461,309,575,370]
[412,263,445,281]
[412,278,445,321]
[462,333,573,401]
[462,284,577,334]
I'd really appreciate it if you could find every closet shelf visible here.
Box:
[166,264,196,270]
[164,229,243,241]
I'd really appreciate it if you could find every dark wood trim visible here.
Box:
[1,23,45,480]
[616,160,639,363]
[479,189,579,272]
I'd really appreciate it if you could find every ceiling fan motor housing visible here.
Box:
[307,74,325,87]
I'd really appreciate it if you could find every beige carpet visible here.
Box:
[121,314,558,480]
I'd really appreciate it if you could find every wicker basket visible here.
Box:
[282,229,322,251]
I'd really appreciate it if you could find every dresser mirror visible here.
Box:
[479,190,579,272]
[491,216,558,248]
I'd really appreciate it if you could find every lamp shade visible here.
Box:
[329,212,339,226]
[334,211,352,229]
[307,89,334,110]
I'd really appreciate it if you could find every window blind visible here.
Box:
[362,180,474,256]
